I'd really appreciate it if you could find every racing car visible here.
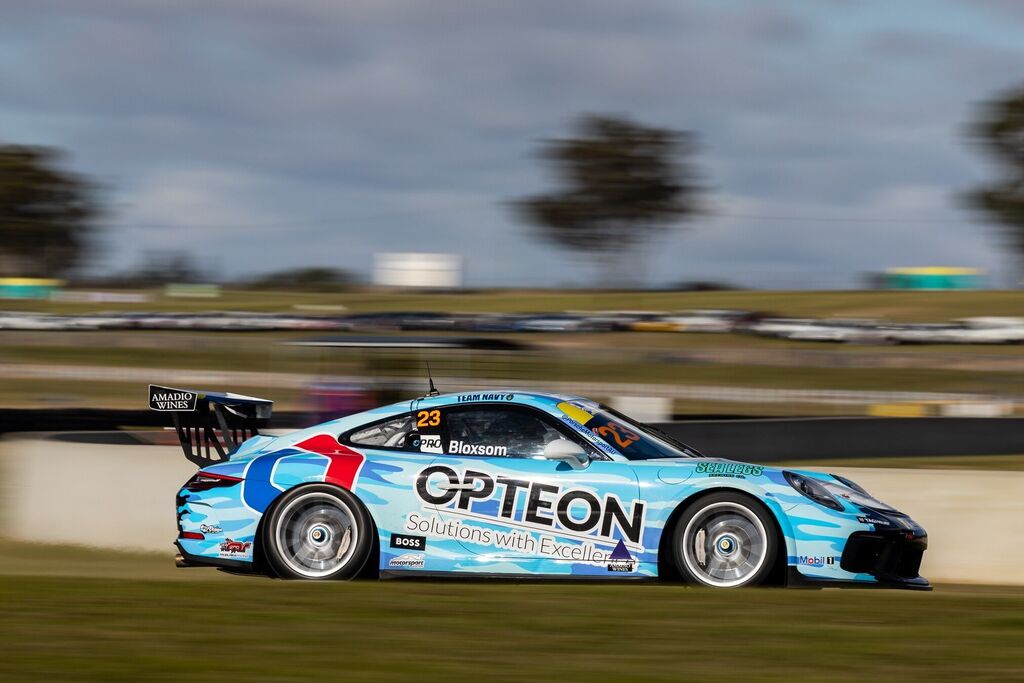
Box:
[152,383,930,589]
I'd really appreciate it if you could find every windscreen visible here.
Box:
[557,401,703,461]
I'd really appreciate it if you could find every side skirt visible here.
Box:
[786,567,932,591]
[380,569,658,583]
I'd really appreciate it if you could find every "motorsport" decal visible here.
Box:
[415,465,645,546]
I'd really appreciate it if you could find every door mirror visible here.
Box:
[543,439,589,469]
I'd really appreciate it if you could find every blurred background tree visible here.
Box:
[514,114,703,285]
[130,250,210,285]
[965,87,1024,275]
[0,145,100,278]
[245,266,355,292]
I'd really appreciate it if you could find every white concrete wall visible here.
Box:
[1,434,195,553]
[817,466,1024,586]
[2,434,1022,585]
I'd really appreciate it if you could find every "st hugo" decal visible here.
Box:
[414,465,645,547]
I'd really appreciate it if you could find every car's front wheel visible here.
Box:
[672,491,778,588]
[262,484,373,580]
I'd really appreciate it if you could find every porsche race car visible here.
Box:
[153,384,930,589]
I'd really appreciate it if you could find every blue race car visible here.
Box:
[153,384,930,589]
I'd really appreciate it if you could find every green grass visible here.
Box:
[11,329,1024,378]
[0,340,325,374]
[4,514,1024,683]
[0,538,219,581]
[2,362,1015,417]
[5,337,1024,392]
[2,359,1021,413]
[1,565,1022,681]
[783,454,1024,471]
[7,288,1024,321]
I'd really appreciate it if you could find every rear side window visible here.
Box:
[348,414,416,448]
[444,408,567,458]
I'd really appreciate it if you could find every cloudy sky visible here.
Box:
[4,0,1024,287]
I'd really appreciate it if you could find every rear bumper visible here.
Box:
[176,477,259,565]
[174,540,255,572]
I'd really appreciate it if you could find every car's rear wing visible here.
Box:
[148,384,273,467]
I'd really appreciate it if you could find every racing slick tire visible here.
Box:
[671,491,779,588]
[262,484,374,580]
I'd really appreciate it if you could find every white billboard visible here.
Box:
[373,252,463,289]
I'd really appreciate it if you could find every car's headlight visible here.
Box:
[831,473,868,495]
[783,471,843,511]
[825,474,897,512]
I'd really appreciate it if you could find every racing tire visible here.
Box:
[671,491,778,588]
[262,484,374,580]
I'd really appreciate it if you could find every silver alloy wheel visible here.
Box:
[273,491,360,578]
[681,501,768,588]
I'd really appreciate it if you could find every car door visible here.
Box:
[339,408,443,571]
[412,403,644,576]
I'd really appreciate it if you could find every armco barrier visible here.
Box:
[2,432,1022,585]
[655,417,1024,461]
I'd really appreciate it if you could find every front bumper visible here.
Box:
[788,528,931,590]
[842,529,928,583]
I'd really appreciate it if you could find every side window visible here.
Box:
[444,408,575,458]
[348,414,416,449]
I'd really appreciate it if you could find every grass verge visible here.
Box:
[2,567,1023,682]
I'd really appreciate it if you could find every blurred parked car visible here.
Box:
[514,313,602,332]
[626,312,675,332]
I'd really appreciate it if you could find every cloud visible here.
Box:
[0,0,1019,286]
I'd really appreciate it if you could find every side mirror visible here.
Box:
[543,439,589,470]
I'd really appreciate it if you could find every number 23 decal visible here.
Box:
[594,422,640,449]
[416,409,441,427]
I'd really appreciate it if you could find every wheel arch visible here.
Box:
[656,486,791,585]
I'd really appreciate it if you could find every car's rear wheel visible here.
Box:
[672,492,778,588]
[262,484,373,580]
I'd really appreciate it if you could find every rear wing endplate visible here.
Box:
[148,384,273,467]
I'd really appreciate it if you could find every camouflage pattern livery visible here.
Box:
[175,390,929,589]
